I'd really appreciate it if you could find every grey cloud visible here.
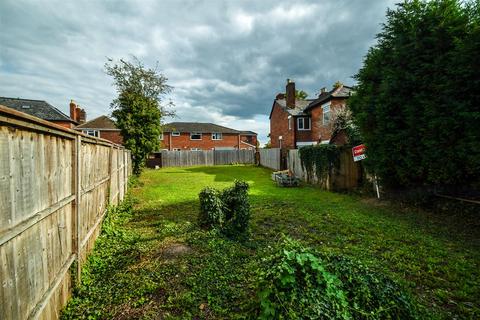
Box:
[0,0,397,144]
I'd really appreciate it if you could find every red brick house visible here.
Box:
[269,80,353,150]
[161,122,257,151]
[74,115,123,145]
[0,97,80,128]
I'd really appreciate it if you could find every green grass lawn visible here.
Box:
[63,165,480,319]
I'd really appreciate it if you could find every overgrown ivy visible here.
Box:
[258,237,420,319]
[299,144,340,183]
[198,180,251,240]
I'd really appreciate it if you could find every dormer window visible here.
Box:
[297,117,311,131]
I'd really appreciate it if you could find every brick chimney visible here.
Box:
[79,109,86,124]
[69,100,87,123]
[69,100,77,120]
[286,79,295,109]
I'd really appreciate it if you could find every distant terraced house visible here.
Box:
[74,115,123,145]
[161,122,257,151]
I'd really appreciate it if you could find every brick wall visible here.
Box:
[240,135,257,148]
[269,103,295,149]
[311,98,347,143]
[52,121,76,129]
[161,132,255,150]
[99,130,123,145]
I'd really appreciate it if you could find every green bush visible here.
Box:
[198,187,224,227]
[258,237,419,319]
[220,180,251,238]
[198,180,251,239]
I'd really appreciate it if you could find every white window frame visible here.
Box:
[159,133,164,140]
[211,132,223,140]
[190,132,202,140]
[190,148,201,151]
[322,103,331,125]
[297,117,311,131]
[172,131,180,136]
[288,116,292,130]
[83,129,100,137]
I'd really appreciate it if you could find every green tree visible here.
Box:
[295,89,309,100]
[349,0,480,190]
[105,57,173,175]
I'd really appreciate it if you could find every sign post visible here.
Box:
[352,144,366,162]
[352,144,380,198]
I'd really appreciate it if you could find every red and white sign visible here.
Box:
[352,144,366,162]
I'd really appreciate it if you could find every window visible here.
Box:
[211,132,222,140]
[288,116,292,130]
[190,132,202,140]
[297,117,311,130]
[173,148,181,151]
[159,133,164,140]
[191,148,201,151]
[83,129,99,137]
[322,103,331,125]
[172,131,180,136]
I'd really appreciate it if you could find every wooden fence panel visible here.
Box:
[160,149,255,167]
[259,148,281,171]
[288,148,361,190]
[0,105,131,320]
[238,149,255,164]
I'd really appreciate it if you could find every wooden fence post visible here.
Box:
[109,144,114,204]
[74,135,82,283]
[117,147,121,201]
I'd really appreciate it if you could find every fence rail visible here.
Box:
[160,149,255,167]
[259,148,281,171]
[0,105,131,320]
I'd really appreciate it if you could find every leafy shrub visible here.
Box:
[258,237,419,320]
[220,180,251,238]
[199,187,224,227]
[197,180,251,239]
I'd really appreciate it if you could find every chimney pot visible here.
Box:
[79,109,86,124]
[320,87,326,93]
[69,100,76,120]
[286,80,295,109]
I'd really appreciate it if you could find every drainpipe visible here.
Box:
[169,133,172,151]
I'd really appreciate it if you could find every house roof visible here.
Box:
[75,115,119,130]
[239,130,257,136]
[0,97,76,123]
[305,85,354,110]
[269,98,315,119]
[163,122,256,135]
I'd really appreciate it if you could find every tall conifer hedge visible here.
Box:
[349,0,480,190]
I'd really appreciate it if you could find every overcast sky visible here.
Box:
[0,0,397,144]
